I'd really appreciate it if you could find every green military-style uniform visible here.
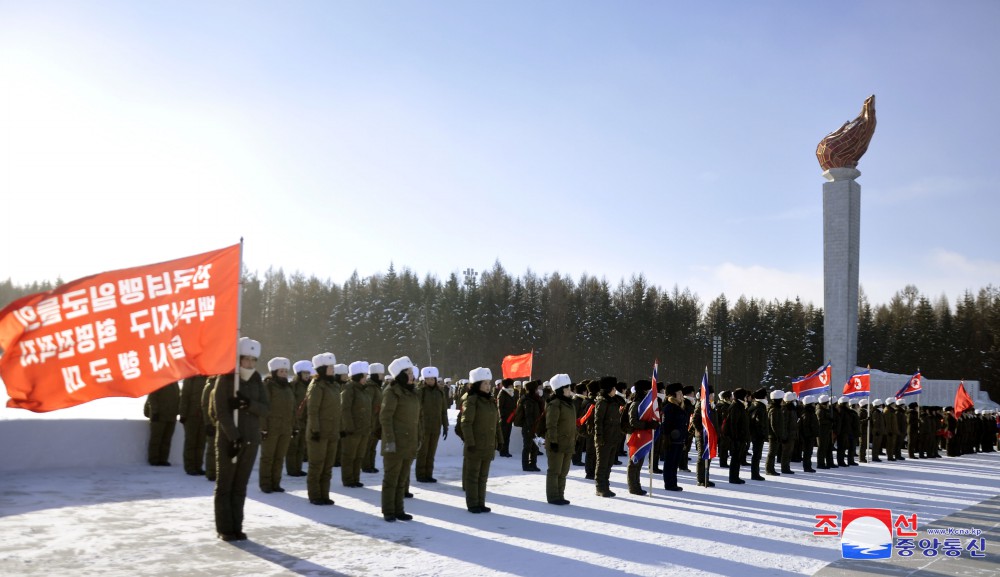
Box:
[286,374,309,476]
[380,378,420,519]
[179,375,208,475]
[816,402,834,469]
[724,397,750,482]
[780,400,798,473]
[214,370,269,538]
[800,402,819,472]
[461,386,499,512]
[859,404,870,462]
[201,377,217,481]
[306,373,342,504]
[593,386,621,496]
[416,382,449,482]
[545,389,577,503]
[871,404,887,461]
[363,377,384,473]
[340,377,375,487]
[259,374,295,492]
[146,381,180,466]
[765,397,783,475]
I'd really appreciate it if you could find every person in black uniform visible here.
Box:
[214,337,270,542]
[659,382,687,492]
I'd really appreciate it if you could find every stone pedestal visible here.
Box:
[822,167,861,394]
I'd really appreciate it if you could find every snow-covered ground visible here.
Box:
[1,393,998,576]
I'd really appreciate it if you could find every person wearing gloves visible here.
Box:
[461,367,500,513]
[340,361,374,488]
[363,363,386,474]
[816,394,836,469]
[517,380,545,472]
[870,398,886,462]
[213,337,269,542]
[286,360,313,477]
[305,352,341,506]
[380,356,421,522]
[259,357,294,493]
[416,366,449,483]
[625,380,656,495]
[545,374,577,504]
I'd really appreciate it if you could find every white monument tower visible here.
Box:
[816,96,876,391]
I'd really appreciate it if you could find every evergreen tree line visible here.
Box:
[2,267,998,398]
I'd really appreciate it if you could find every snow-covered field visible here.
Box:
[1,394,997,576]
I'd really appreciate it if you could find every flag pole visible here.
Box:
[864,364,870,463]
[232,237,244,463]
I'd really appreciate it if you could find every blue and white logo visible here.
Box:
[841,510,893,560]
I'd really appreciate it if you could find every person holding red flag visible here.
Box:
[214,337,269,542]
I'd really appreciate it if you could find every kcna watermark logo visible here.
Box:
[813,509,987,560]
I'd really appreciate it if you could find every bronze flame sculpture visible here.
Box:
[816,95,876,171]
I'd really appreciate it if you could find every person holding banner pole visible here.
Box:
[214,337,269,542]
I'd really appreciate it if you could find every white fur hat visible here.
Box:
[783,392,796,403]
[312,352,336,368]
[873,398,884,407]
[848,397,859,406]
[421,366,439,379]
[837,396,848,404]
[369,362,385,375]
[333,363,349,376]
[292,360,313,374]
[859,398,869,406]
[770,390,784,400]
[443,377,452,384]
[349,361,370,376]
[238,337,261,358]
[514,380,522,387]
[896,399,906,406]
[388,356,414,378]
[267,357,290,372]
[885,397,896,405]
[495,379,502,386]
[550,374,572,390]
[801,395,816,405]
[818,394,831,403]
[469,367,492,383]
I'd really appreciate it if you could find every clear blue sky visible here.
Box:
[2,1,998,307]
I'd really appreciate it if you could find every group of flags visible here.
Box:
[0,245,981,430]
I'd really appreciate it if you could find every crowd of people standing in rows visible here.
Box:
[142,338,1000,542]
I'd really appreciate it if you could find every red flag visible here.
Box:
[501,351,533,379]
[954,381,974,418]
[1,245,241,412]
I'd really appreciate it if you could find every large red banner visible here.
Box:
[0,244,241,412]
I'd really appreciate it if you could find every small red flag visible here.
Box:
[954,381,974,418]
[501,351,533,379]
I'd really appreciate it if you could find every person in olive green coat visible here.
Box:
[780,392,799,474]
[799,395,820,473]
[625,380,656,496]
[593,376,621,497]
[724,388,751,484]
[146,381,180,466]
[381,356,421,522]
[462,367,499,513]
[306,353,342,505]
[362,363,386,474]
[765,390,784,475]
[545,374,577,504]
[179,375,208,475]
[214,337,270,542]
[286,360,312,477]
[201,376,218,481]
[416,366,449,482]
[341,361,375,488]
[259,357,295,493]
